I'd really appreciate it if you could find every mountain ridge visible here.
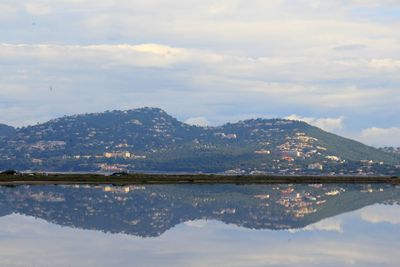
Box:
[0,107,398,175]
[0,123,15,138]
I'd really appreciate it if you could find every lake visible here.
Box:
[0,183,399,267]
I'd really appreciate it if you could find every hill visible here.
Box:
[0,123,15,138]
[0,107,398,175]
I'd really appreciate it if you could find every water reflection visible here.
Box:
[0,184,399,267]
[0,183,399,237]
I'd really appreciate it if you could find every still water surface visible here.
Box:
[0,183,399,267]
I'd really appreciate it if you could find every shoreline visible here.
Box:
[0,173,399,185]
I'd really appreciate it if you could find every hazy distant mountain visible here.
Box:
[0,107,398,175]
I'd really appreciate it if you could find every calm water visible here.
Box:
[0,183,399,267]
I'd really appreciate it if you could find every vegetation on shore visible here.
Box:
[1,108,399,175]
[0,172,398,185]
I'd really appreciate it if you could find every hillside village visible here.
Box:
[0,108,399,175]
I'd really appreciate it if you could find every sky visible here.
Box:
[0,0,399,146]
[0,204,400,266]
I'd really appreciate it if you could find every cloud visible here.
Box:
[360,127,400,147]
[25,3,52,16]
[289,218,343,233]
[0,0,399,131]
[0,3,18,20]
[346,0,400,7]
[184,117,210,127]
[360,204,400,224]
[367,59,400,72]
[303,218,343,233]
[184,220,209,228]
[286,114,344,132]
[1,42,398,128]
[333,44,367,51]
[0,43,191,68]
[1,212,398,267]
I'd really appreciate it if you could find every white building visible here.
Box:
[308,163,323,170]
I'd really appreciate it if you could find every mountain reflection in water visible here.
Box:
[0,183,399,237]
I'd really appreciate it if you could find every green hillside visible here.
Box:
[0,108,398,175]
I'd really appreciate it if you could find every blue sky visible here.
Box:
[0,0,399,146]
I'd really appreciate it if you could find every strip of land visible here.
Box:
[0,173,399,185]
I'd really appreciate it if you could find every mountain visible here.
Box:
[0,107,398,175]
[0,184,398,237]
[0,123,15,138]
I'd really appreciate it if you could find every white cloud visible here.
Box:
[0,41,398,129]
[333,44,367,51]
[303,218,343,233]
[184,117,210,127]
[347,0,400,7]
[0,3,18,20]
[368,59,400,72]
[0,0,399,130]
[360,127,400,147]
[0,43,226,69]
[0,213,398,267]
[286,114,344,132]
[25,3,52,16]
[360,205,400,224]
[184,220,209,228]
